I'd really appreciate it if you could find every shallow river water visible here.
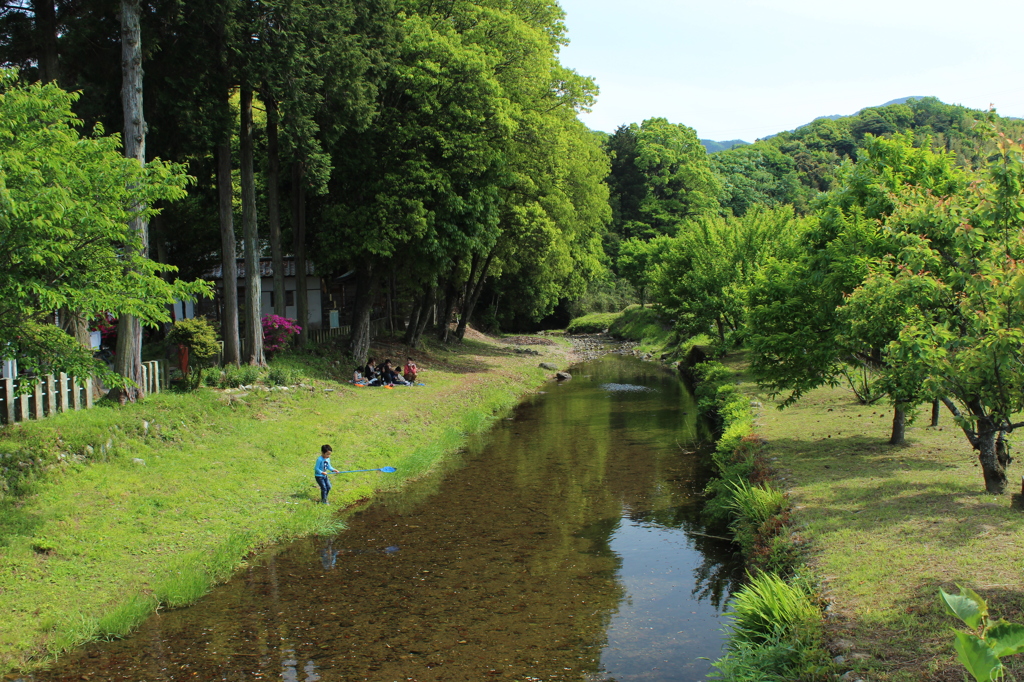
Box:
[22,354,743,682]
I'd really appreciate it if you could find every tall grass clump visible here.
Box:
[727,480,786,549]
[711,573,830,680]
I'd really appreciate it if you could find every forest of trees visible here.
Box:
[0,0,609,383]
[5,1,1024,491]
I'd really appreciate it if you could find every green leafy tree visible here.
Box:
[747,133,966,443]
[0,72,209,384]
[844,135,1024,492]
[655,206,806,346]
[710,142,811,216]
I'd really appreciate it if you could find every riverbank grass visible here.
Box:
[0,335,560,675]
[723,351,1024,681]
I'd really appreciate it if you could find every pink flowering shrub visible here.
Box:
[261,314,302,356]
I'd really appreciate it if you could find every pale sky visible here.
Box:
[556,0,1024,142]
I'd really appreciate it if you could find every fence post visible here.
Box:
[45,374,56,416]
[56,372,69,412]
[85,377,94,408]
[141,363,150,397]
[16,380,28,422]
[30,379,43,419]
[2,377,12,425]
[71,376,82,410]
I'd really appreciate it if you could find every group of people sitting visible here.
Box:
[354,357,419,387]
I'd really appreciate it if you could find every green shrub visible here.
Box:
[266,366,302,386]
[221,364,263,388]
[566,312,622,334]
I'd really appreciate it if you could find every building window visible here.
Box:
[269,290,297,308]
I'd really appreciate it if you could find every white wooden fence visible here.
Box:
[0,360,165,426]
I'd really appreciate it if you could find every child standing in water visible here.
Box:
[314,444,340,504]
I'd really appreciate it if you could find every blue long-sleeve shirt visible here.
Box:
[315,455,337,477]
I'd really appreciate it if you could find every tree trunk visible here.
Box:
[414,288,435,348]
[350,263,376,365]
[111,0,147,404]
[438,277,460,343]
[239,84,264,366]
[456,249,495,342]
[997,434,1012,470]
[404,295,423,346]
[59,308,90,347]
[931,399,940,427]
[267,98,286,318]
[33,0,59,83]
[291,160,308,347]
[217,140,240,366]
[715,316,726,344]
[976,421,1007,494]
[889,403,907,446]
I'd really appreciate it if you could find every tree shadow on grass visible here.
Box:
[827,581,1024,681]
[768,433,1024,548]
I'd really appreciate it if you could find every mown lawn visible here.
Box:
[0,334,569,675]
[725,351,1024,681]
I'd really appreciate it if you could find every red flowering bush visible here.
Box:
[261,315,302,357]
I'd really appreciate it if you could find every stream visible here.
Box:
[21,354,743,682]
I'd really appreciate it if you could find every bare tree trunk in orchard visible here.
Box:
[931,399,940,427]
[291,160,308,347]
[217,140,240,366]
[111,0,146,404]
[239,84,264,366]
[455,249,495,342]
[350,263,376,365]
[33,0,59,83]
[977,423,1006,494]
[889,403,907,446]
[266,98,286,318]
[942,398,1008,494]
[715,317,726,344]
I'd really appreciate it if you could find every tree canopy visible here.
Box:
[0,71,208,382]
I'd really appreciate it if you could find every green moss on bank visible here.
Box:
[0,335,560,674]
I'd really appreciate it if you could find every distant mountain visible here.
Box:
[701,139,749,153]
[809,97,933,126]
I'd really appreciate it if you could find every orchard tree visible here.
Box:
[846,135,1024,493]
[0,72,208,384]
[747,133,967,442]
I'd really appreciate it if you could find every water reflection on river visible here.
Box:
[22,354,742,682]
